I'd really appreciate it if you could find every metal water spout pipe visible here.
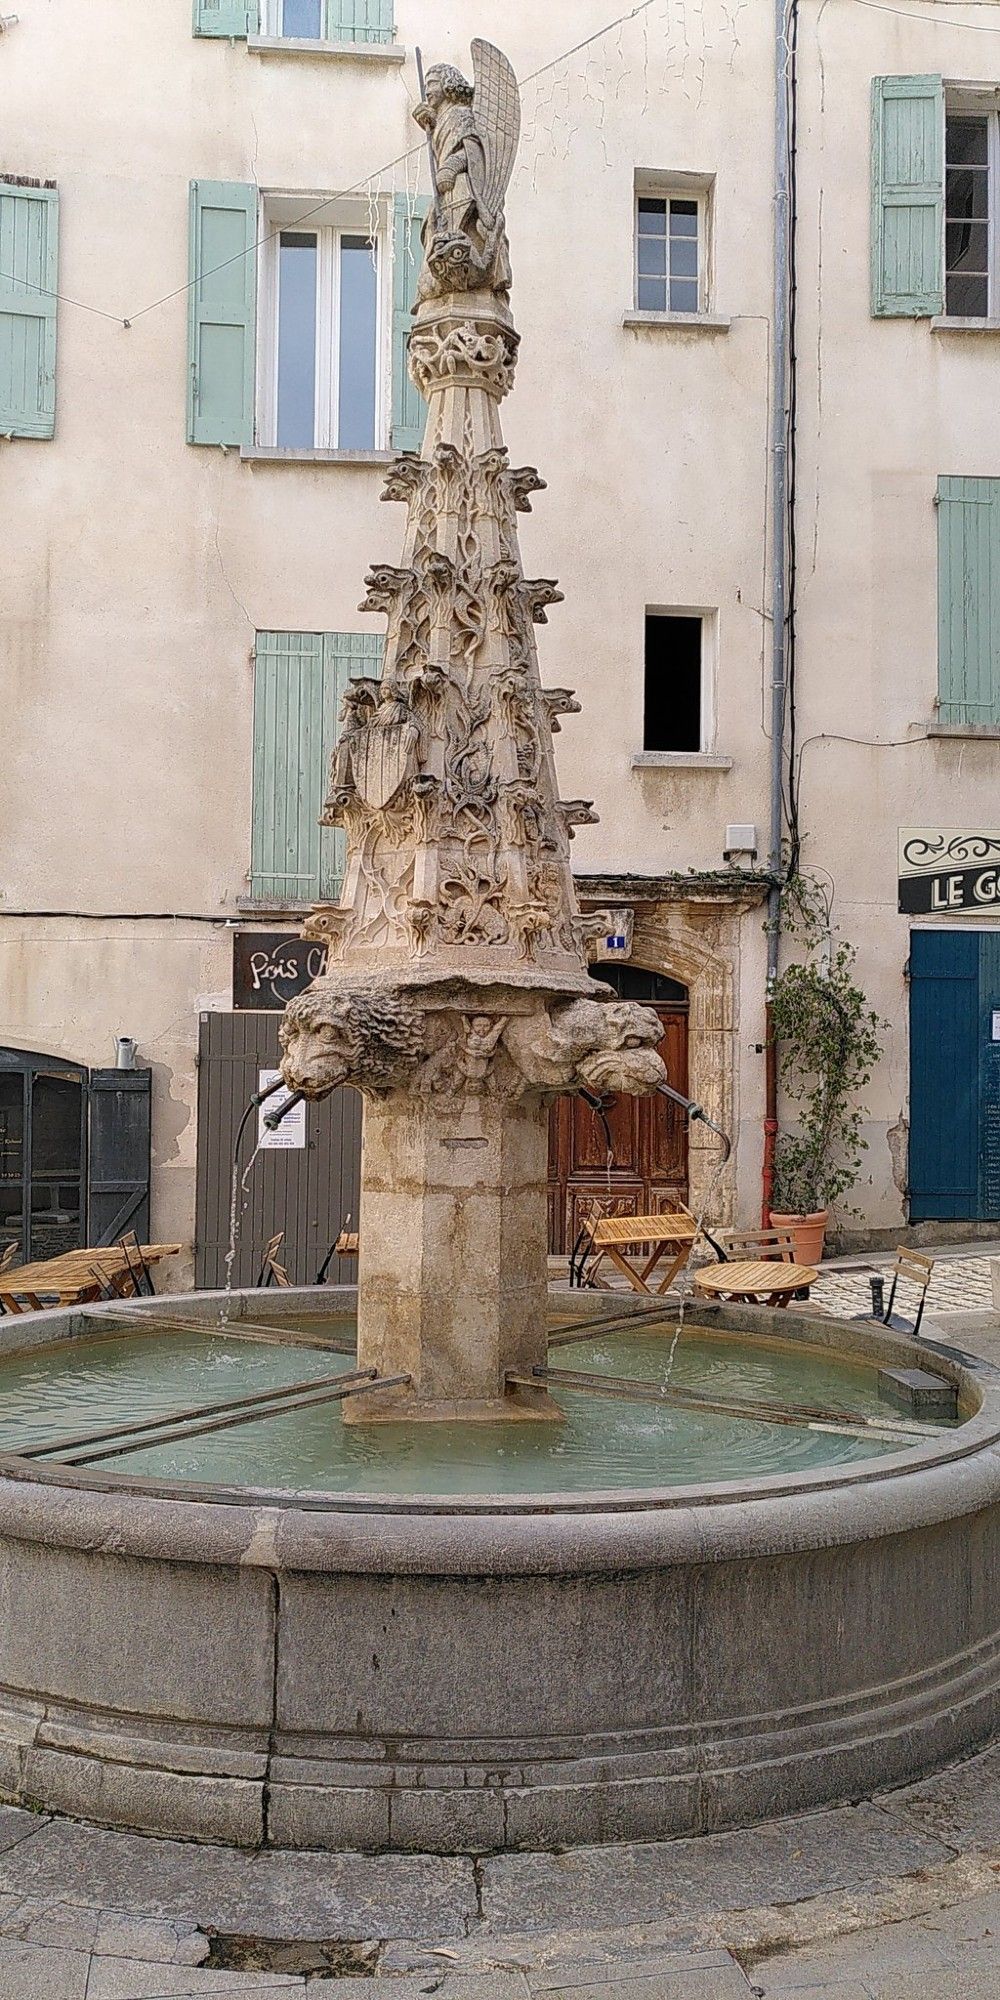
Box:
[656,1082,733,1165]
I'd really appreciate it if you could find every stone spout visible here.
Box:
[279,981,669,1107]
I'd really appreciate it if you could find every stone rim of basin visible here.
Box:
[0,1292,992,1562]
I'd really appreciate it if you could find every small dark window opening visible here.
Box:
[589,963,689,1007]
[644,614,702,752]
[946,115,990,319]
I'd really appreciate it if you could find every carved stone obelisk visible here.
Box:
[280,41,668,1420]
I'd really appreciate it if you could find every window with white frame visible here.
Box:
[945,106,997,319]
[258,199,386,450]
[636,192,704,314]
[259,0,394,41]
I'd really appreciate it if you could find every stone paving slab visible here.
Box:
[0,1823,476,1942]
[0,1940,91,2000]
[753,1884,1000,1997]
[84,1966,304,1998]
[479,1805,954,1936]
[0,1809,45,1858]
[888,1741,1000,1847]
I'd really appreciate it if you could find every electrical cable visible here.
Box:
[0,0,664,329]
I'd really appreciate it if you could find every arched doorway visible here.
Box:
[547,965,690,1253]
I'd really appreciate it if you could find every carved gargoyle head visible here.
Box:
[382,455,427,504]
[359,565,414,616]
[508,466,547,512]
[279,982,427,1101]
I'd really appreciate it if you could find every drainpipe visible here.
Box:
[763,0,793,1224]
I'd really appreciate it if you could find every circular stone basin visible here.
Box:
[0,1286,997,1854]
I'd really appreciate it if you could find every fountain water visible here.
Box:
[0,39,999,1857]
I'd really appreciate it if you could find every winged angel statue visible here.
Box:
[413,40,521,303]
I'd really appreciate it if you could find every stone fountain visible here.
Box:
[279,40,668,1422]
[0,38,997,1859]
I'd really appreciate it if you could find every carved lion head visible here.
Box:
[279,983,426,1100]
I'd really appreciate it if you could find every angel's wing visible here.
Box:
[471,39,521,223]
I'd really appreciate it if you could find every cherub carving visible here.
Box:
[460,1013,509,1091]
[413,41,521,304]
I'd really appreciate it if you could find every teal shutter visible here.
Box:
[193,0,252,36]
[251,631,384,903]
[937,477,1000,726]
[0,184,58,439]
[871,76,944,317]
[325,0,393,43]
[187,181,257,447]
[391,196,429,453]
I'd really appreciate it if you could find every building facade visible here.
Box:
[1,0,998,1283]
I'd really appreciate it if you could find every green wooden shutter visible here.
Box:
[871,76,944,317]
[391,195,429,453]
[0,184,58,439]
[325,0,393,43]
[938,477,1000,726]
[187,180,257,447]
[193,0,252,36]
[251,631,384,903]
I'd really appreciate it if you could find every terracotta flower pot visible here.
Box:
[770,1209,829,1266]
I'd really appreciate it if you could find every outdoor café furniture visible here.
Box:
[0,1243,181,1315]
[693,1257,819,1308]
[578,1205,701,1296]
[877,1248,935,1338]
[257,1232,291,1288]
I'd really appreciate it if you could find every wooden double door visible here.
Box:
[547,966,690,1255]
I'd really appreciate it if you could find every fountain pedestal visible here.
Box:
[345,1087,556,1421]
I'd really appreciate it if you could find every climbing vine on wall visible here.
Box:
[771,876,886,1217]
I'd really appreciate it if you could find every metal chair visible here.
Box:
[118,1231,155,1297]
[879,1249,935,1339]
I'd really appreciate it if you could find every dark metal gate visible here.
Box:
[194,1012,361,1290]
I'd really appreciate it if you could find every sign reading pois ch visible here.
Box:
[898,830,1000,915]
[233,932,329,1010]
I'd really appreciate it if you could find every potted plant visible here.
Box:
[769,880,885,1264]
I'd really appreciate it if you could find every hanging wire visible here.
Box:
[0,0,664,330]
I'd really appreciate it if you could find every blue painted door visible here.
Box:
[909,930,1000,1220]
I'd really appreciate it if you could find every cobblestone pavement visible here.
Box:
[810,1251,998,1322]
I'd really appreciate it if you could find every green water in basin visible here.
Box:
[0,1315,957,1495]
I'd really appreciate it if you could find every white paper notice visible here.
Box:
[257,1070,306,1150]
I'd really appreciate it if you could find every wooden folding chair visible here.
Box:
[716,1229,796,1263]
[257,1232,291,1288]
[881,1249,935,1339]
[0,1243,19,1275]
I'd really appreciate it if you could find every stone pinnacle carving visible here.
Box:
[281,40,668,1421]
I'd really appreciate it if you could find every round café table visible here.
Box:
[693,1258,819,1309]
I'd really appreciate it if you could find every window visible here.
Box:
[276,0,322,32]
[263,0,395,39]
[195,0,396,42]
[251,631,384,903]
[644,614,705,753]
[264,221,380,450]
[0,177,58,439]
[937,477,1000,726]
[188,184,426,452]
[945,111,996,319]
[636,195,702,314]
